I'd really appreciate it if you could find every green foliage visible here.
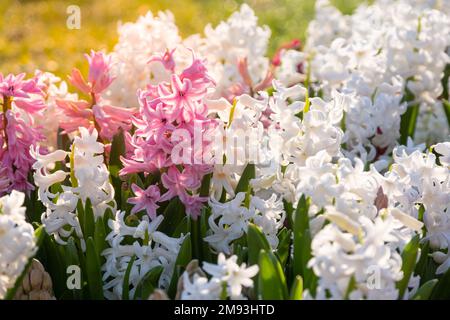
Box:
[257,250,288,300]
[399,104,420,144]
[412,279,438,300]
[159,197,186,234]
[167,234,192,299]
[396,235,420,298]
[276,228,291,268]
[430,267,450,300]
[86,237,104,299]
[247,223,271,266]
[133,266,164,300]
[290,275,303,300]
[235,163,256,195]
[292,195,316,294]
[122,255,136,300]
[442,100,450,128]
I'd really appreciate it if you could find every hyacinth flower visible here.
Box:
[31,127,115,249]
[0,72,46,195]
[121,50,218,219]
[57,50,134,142]
[271,39,302,67]
[225,56,274,101]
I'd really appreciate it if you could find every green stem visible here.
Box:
[70,145,78,187]
[399,104,420,145]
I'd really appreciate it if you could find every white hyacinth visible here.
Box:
[102,211,184,299]
[181,253,258,300]
[190,4,271,99]
[0,191,37,299]
[31,127,115,249]
[205,192,285,254]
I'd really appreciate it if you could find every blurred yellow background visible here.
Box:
[0,0,361,78]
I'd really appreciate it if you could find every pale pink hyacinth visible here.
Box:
[0,72,46,195]
[69,50,115,95]
[58,50,134,142]
[128,184,161,219]
[148,48,176,73]
[121,50,217,218]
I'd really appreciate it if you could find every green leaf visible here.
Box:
[133,266,164,300]
[227,98,238,127]
[442,99,450,128]
[65,237,83,299]
[235,163,256,194]
[397,235,420,298]
[173,216,190,238]
[199,173,211,197]
[276,228,291,268]
[233,243,247,265]
[41,231,67,297]
[83,198,95,239]
[103,208,114,233]
[399,104,420,145]
[109,128,125,169]
[190,216,202,260]
[292,195,315,292]
[290,275,303,300]
[441,64,450,101]
[257,250,288,300]
[64,237,80,267]
[76,199,85,235]
[283,199,294,229]
[122,255,136,300]
[5,226,45,300]
[414,240,430,281]
[247,223,271,266]
[158,197,185,235]
[430,266,450,300]
[344,276,357,300]
[412,279,438,300]
[86,237,104,300]
[200,207,214,263]
[57,127,72,152]
[94,216,107,262]
[167,234,192,298]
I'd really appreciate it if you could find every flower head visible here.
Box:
[128,184,161,219]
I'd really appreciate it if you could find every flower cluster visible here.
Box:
[57,51,134,142]
[120,52,217,218]
[32,128,115,248]
[205,193,285,253]
[0,191,36,298]
[1,1,450,302]
[189,4,272,100]
[0,73,45,195]
[180,253,258,300]
[102,211,184,299]
[297,0,450,159]
[104,11,182,108]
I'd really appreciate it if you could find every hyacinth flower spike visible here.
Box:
[58,50,134,142]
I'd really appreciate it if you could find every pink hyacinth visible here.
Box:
[148,48,176,72]
[121,50,217,218]
[69,50,115,95]
[59,50,134,142]
[271,38,301,67]
[128,184,161,219]
[0,72,46,195]
[224,55,274,101]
